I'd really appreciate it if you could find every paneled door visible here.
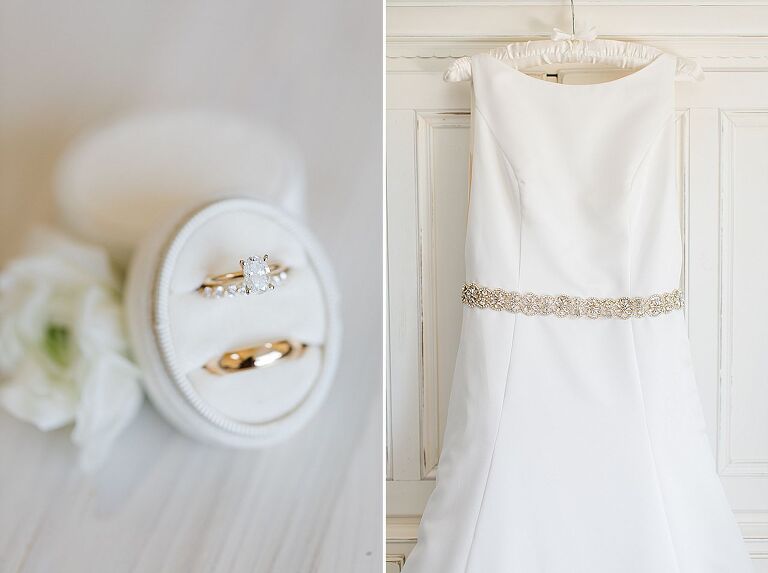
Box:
[386,3,768,570]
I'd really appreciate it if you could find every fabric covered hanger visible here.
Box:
[444,1,704,83]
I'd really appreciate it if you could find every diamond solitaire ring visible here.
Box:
[199,255,288,298]
[204,339,307,374]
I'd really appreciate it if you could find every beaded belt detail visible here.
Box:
[461,282,684,319]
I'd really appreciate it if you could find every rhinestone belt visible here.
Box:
[461,282,684,319]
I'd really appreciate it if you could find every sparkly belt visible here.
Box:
[461,282,684,319]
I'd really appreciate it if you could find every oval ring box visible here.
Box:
[125,198,342,447]
[53,112,338,446]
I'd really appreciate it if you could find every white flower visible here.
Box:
[0,227,142,471]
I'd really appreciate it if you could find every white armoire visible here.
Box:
[386,3,768,571]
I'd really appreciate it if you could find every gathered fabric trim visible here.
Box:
[444,39,703,83]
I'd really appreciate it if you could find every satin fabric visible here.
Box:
[402,52,754,573]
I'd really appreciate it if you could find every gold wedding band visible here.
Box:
[204,339,307,375]
[199,254,289,298]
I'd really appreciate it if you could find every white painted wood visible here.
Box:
[386,516,419,570]
[416,112,471,479]
[687,107,721,443]
[386,554,407,573]
[387,110,423,483]
[386,6,768,568]
[388,5,768,38]
[718,111,768,478]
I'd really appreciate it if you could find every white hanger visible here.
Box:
[444,0,704,83]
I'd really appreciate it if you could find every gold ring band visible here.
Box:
[204,339,307,375]
[199,254,289,298]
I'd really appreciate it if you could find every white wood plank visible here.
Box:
[687,107,721,455]
[387,110,424,482]
[388,5,768,37]
[416,113,471,478]
[718,111,768,477]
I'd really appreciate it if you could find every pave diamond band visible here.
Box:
[461,282,684,319]
[199,255,288,298]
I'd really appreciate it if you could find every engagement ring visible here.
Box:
[199,255,288,298]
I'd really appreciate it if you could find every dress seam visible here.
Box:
[461,313,518,573]
[472,106,524,292]
[625,109,682,572]
[473,106,520,197]
[626,110,675,195]
[461,104,524,573]
[625,105,682,571]
[626,110,675,293]
[627,318,683,573]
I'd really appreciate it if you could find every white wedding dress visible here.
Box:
[401,50,754,572]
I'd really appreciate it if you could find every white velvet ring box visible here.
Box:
[125,198,342,447]
[53,112,339,446]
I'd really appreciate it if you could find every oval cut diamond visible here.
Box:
[242,255,272,294]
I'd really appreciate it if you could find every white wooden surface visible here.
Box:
[0,2,382,572]
[386,2,768,569]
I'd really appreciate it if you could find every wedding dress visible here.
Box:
[401,49,754,573]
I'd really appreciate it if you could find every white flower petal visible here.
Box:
[0,358,77,431]
[0,227,142,470]
[73,286,126,356]
[0,283,50,373]
[71,352,142,472]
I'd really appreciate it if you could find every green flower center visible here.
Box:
[43,324,72,368]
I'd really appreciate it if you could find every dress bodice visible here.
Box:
[464,51,683,298]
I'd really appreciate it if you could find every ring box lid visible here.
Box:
[54,111,305,265]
